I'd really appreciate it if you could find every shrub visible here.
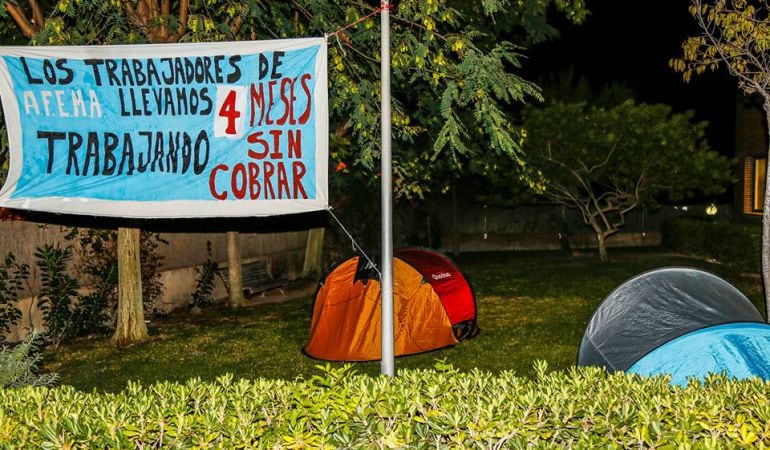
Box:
[662,218,762,273]
[190,241,219,309]
[0,253,28,342]
[66,227,167,319]
[0,363,769,447]
[35,245,79,349]
[0,332,57,389]
[66,227,117,335]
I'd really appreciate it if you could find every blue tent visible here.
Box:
[627,322,770,385]
[578,267,770,384]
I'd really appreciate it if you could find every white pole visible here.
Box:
[380,0,395,377]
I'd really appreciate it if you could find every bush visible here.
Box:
[190,241,219,309]
[0,333,57,389]
[662,218,762,273]
[0,363,769,447]
[35,245,79,349]
[0,253,28,342]
[66,227,167,319]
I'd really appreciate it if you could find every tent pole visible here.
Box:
[380,0,395,377]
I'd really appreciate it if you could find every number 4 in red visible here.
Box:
[218,90,241,135]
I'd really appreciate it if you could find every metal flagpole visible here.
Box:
[380,0,395,377]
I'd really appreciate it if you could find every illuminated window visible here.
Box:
[753,157,767,213]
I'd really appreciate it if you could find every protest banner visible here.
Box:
[0,38,328,217]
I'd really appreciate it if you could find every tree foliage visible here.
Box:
[0,0,587,197]
[672,0,770,317]
[523,101,733,261]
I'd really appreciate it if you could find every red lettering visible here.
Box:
[277,162,290,199]
[265,80,277,125]
[249,83,265,127]
[247,131,269,159]
[288,129,302,158]
[231,163,247,199]
[248,162,261,199]
[218,90,241,135]
[292,161,307,199]
[298,74,312,124]
[209,164,229,200]
[269,129,283,159]
[263,161,276,199]
[277,77,296,125]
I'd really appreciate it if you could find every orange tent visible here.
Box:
[305,248,478,361]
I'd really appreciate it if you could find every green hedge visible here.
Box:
[662,218,762,273]
[0,364,769,447]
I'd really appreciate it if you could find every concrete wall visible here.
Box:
[0,220,311,340]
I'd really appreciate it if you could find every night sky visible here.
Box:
[526,0,738,155]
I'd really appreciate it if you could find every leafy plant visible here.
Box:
[65,227,167,319]
[3,364,770,446]
[0,332,57,388]
[139,231,167,315]
[35,244,78,350]
[66,228,117,335]
[522,101,734,261]
[0,252,28,341]
[191,241,219,309]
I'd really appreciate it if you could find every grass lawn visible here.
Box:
[43,248,766,392]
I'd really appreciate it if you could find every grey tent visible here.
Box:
[578,267,763,372]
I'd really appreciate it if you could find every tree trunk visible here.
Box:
[113,227,148,346]
[303,227,325,278]
[762,101,770,321]
[597,232,608,263]
[227,231,244,308]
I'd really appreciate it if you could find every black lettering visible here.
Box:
[151,132,164,172]
[258,54,269,79]
[166,132,179,172]
[83,132,100,176]
[120,59,135,86]
[199,87,212,115]
[37,131,65,173]
[118,133,135,175]
[181,133,192,173]
[103,132,118,175]
[83,59,105,85]
[160,58,174,84]
[42,60,57,84]
[21,58,43,84]
[227,55,241,83]
[193,131,209,175]
[105,59,121,86]
[66,132,82,176]
[163,88,176,115]
[203,56,214,83]
[271,51,285,79]
[132,59,147,86]
[214,55,224,83]
[176,87,189,115]
[55,59,74,85]
[137,131,152,173]
[146,59,161,85]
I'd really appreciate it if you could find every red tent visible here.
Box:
[305,248,479,361]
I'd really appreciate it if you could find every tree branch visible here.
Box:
[160,0,171,41]
[170,0,189,42]
[5,1,38,39]
[27,0,43,28]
